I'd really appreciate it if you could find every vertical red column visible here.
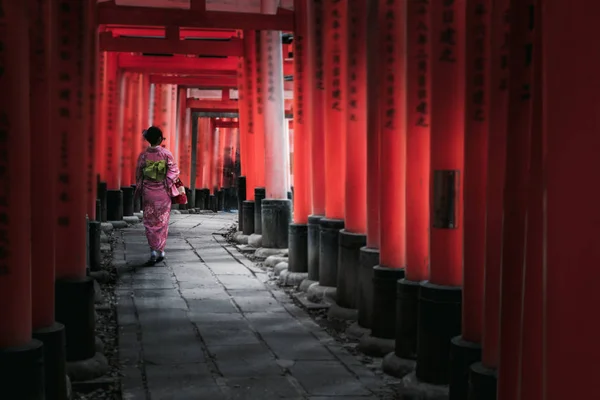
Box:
[497,1,535,399]
[415,0,465,386]
[96,51,107,184]
[0,0,32,348]
[55,0,88,280]
[178,87,190,187]
[310,0,326,218]
[28,2,71,397]
[519,3,542,399]
[356,0,381,331]
[170,85,179,163]
[336,0,368,310]
[543,1,600,398]
[343,0,367,235]
[448,0,491,397]
[195,117,204,189]
[316,0,347,290]
[0,3,45,396]
[391,0,431,363]
[30,0,56,332]
[54,0,99,368]
[243,31,256,202]
[253,33,266,190]
[362,0,407,351]
[236,44,249,227]
[121,74,134,188]
[86,0,98,220]
[152,83,163,128]
[105,53,120,190]
[288,0,312,275]
[470,0,509,394]
[305,0,326,285]
[132,74,147,185]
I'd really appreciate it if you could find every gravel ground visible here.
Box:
[73,231,122,400]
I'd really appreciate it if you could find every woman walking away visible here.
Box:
[135,126,180,265]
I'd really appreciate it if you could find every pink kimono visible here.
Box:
[135,146,180,252]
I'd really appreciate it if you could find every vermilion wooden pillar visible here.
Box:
[86,1,99,221]
[414,0,465,386]
[121,73,135,188]
[243,30,257,203]
[543,2,600,398]
[105,52,124,221]
[54,0,101,371]
[96,52,107,184]
[253,31,267,234]
[519,4,542,399]
[496,1,535,399]
[388,0,432,368]
[359,0,407,357]
[448,1,491,397]
[236,47,249,227]
[260,0,292,249]
[0,3,45,398]
[132,74,147,186]
[170,85,178,163]
[468,0,509,397]
[315,0,347,292]
[334,0,367,311]
[356,0,381,331]
[287,0,312,278]
[304,0,326,286]
[178,87,190,187]
[121,73,137,217]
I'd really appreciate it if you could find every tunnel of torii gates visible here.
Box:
[0,0,595,399]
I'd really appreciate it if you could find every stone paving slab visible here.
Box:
[117,213,390,400]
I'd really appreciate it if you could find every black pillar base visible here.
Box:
[202,188,210,209]
[307,215,324,282]
[371,266,405,339]
[0,340,45,400]
[469,362,497,400]
[88,221,101,272]
[262,199,292,248]
[55,277,96,362]
[97,181,108,222]
[358,247,379,329]
[242,201,255,235]
[132,185,141,213]
[209,194,217,212]
[288,223,308,273]
[33,323,68,400]
[95,199,101,222]
[318,218,344,287]
[122,186,134,216]
[184,188,192,210]
[416,281,462,385]
[395,278,420,360]
[337,230,367,309]
[254,187,266,234]
[237,177,247,230]
[217,190,224,211]
[449,336,482,400]
[106,189,123,221]
[195,189,203,209]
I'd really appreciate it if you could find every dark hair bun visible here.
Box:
[143,126,163,144]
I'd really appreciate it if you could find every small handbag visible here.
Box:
[171,178,188,205]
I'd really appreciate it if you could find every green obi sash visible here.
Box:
[143,159,167,181]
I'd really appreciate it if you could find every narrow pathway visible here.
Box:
[115,213,387,400]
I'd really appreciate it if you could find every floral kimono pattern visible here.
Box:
[135,146,180,252]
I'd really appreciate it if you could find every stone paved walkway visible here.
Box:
[115,213,387,400]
